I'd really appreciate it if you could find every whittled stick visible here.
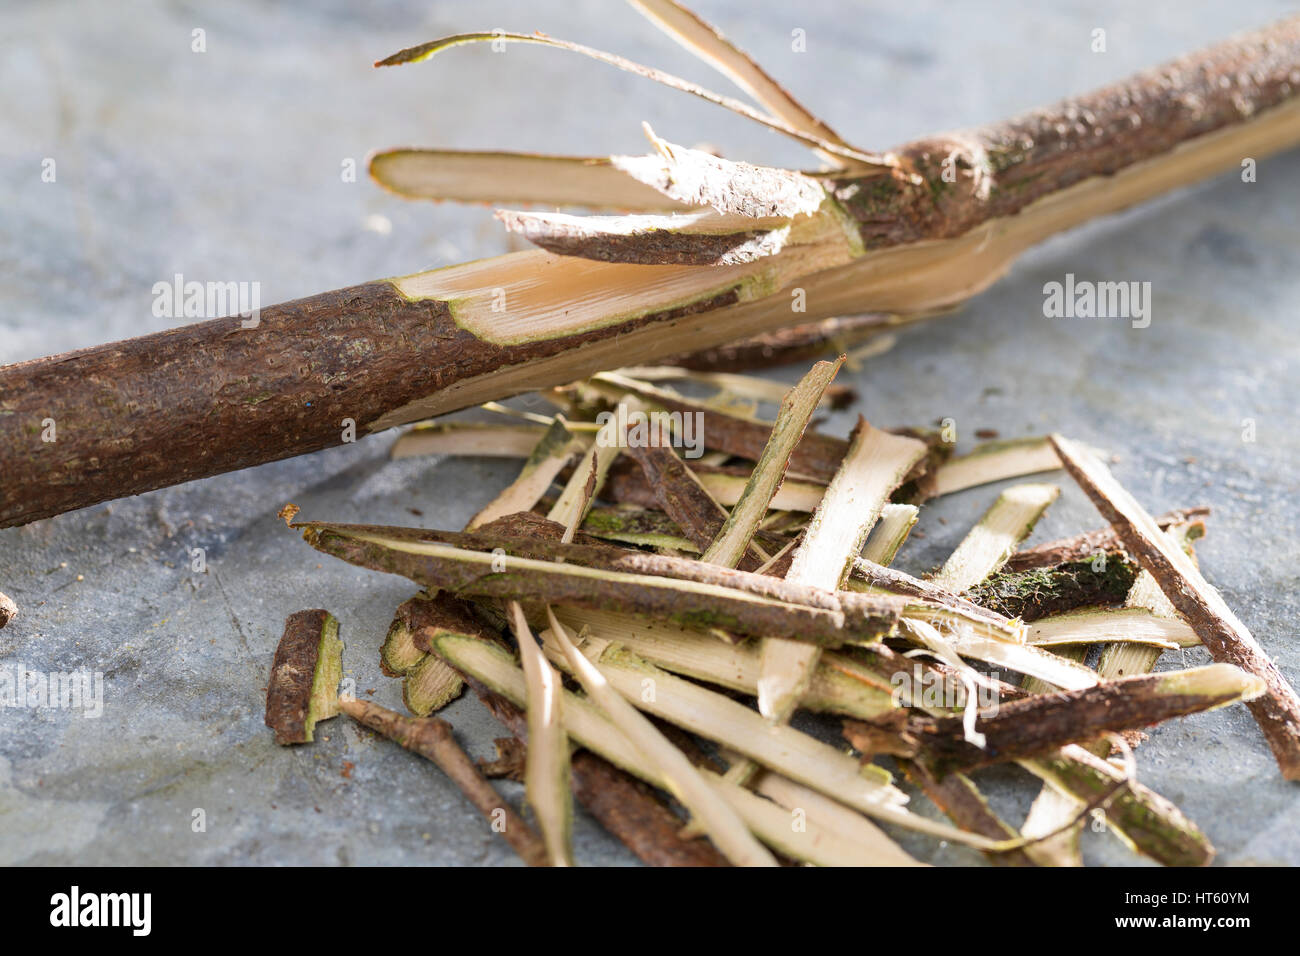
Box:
[7,18,1300,528]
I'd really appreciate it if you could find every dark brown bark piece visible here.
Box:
[296,517,910,646]
[624,422,765,570]
[963,553,1140,622]
[264,609,339,746]
[1003,508,1209,572]
[477,737,527,782]
[605,383,849,482]
[844,667,1258,777]
[0,280,741,528]
[401,591,501,655]
[899,760,1037,867]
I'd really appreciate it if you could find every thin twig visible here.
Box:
[340,696,550,867]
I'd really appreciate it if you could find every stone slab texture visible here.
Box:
[1,0,1297,865]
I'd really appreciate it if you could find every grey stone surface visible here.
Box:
[1,0,1297,866]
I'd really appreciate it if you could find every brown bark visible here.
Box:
[264,609,336,746]
[0,281,739,528]
[399,592,499,655]
[854,557,1016,628]
[899,760,1038,867]
[962,553,1140,622]
[476,737,526,782]
[593,377,850,482]
[4,21,1300,528]
[296,518,909,647]
[844,668,1256,777]
[662,315,893,372]
[623,422,766,570]
[1051,435,1300,780]
[574,504,787,553]
[831,18,1300,248]
[1003,508,1209,572]
[340,697,549,867]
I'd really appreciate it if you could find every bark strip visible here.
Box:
[900,760,1037,867]
[1004,508,1209,572]
[295,515,919,646]
[1022,747,1214,867]
[845,663,1264,777]
[624,420,766,569]
[963,553,1140,622]
[1051,434,1300,780]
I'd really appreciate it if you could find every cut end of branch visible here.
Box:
[264,609,343,745]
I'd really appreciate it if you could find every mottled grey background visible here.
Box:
[1,0,1298,866]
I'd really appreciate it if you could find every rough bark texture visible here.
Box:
[624,423,766,570]
[297,518,908,647]
[601,382,850,482]
[900,760,1037,867]
[831,17,1300,248]
[264,609,334,746]
[1003,508,1208,572]
[845,670,1254,777]
[0,280,739,528]
[401,591,500,655]
[963,553,1140,622]
[5,20,1300,527]
[851,556,1016,627]
[305,512,876,617]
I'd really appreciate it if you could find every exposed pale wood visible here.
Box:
[759,420,927,721]
[8,20,1300,526]
[505,602,573,866]
[369,148,685,209]
[544,611,777,866]
[930,483,1060,593]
